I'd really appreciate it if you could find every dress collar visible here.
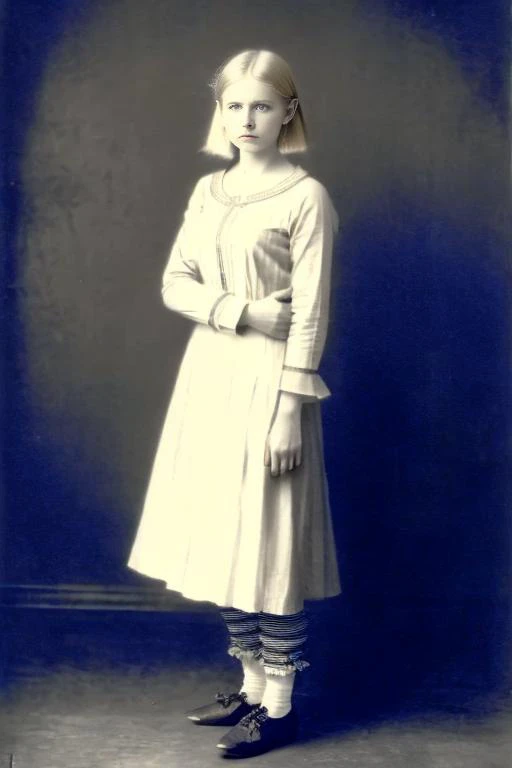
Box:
[210,164,309,206]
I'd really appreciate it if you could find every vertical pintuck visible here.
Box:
[216,205,236,291]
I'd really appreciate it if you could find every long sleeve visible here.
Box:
[161,176,248,333]
[278,181,339,401]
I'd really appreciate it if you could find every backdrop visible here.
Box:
[3,0,511,706]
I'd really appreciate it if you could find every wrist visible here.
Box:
[239,302,254,328]
[277,390,303,415]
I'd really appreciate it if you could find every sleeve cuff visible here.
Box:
[279,367,332,401]
[211,294,249,334]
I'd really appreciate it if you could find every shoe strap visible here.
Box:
[239,705,269,730]
[215,691,247,708]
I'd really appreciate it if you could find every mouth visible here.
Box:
[239,134,258,139]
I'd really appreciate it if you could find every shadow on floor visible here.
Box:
[1,600,512,767]
[2,592,511,720]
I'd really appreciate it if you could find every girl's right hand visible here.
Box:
[240,286,292,340]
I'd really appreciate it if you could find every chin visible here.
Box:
[235,140,267,151]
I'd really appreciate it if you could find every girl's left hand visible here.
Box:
[264,407,302,477]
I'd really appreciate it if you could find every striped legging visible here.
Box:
[219,607,309,676]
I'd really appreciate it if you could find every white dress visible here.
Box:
[127,164,342,615]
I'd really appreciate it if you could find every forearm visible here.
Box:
[163,276,247,333]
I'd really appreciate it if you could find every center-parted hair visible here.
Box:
[201,50,308,159]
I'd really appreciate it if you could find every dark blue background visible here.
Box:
[2,0,511,715]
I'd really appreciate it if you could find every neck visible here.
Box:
[235,146,287,175]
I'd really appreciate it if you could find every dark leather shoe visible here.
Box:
[185,691,258,726]
[216,705,298,758]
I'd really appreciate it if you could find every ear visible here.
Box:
[283,97,299,125]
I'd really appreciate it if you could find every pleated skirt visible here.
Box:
[127,323,341,615]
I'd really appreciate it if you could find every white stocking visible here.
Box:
[261,670,296,717]
[239,656,266,704]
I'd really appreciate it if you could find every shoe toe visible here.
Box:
[217,709,298,757]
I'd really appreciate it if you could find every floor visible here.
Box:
[1,605,511,767]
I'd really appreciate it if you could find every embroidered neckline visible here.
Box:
[210,165,309,206]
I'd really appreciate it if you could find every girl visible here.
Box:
[127,49,341,758]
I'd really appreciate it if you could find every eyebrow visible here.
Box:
[225,99,274,106]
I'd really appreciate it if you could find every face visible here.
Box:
[218,76,298,155]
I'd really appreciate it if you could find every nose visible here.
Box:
[242,107,255,128]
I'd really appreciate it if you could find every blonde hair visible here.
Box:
[200,50,308,159]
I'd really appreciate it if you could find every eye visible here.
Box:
[227,103,242,111]
[255,103,270,111]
